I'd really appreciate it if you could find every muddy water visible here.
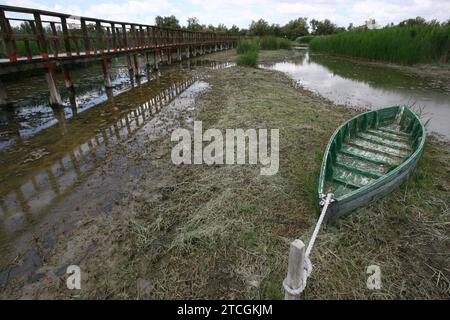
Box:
[0,58,232,284]
[262,50,450,139]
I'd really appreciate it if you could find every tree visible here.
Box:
[16,21,33,34]
[282,18,309,40]
[204,24,216,32]
[249,19,271,36]
[310,19,340,35]
[216,23,228,33]
[186,17,203,31]
[228,24,240,35]
[398,16,426,27]
[271,24,282,37]
[154,15,180,29]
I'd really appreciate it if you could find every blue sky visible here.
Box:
[2,0,449,28]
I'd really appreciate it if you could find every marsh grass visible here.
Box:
[236,38,260,54]
[237,50,259,67]
[236,37,291,67]
[236,39,260,67]
[120,63,448,299]
[259,36,292,50]
[52,50,449,300]
[310,24,450,64]
[296,35,315,44]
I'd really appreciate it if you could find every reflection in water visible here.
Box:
[0,60,232,284]
[0,76,194,245]
[262,51,450,139]
[0,59,234,150]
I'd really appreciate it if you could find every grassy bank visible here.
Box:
[2,50,449,299]
[310,24,450,64]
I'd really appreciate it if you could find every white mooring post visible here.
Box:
[284,239,306,300]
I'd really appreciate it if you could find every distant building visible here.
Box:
[365,19,379,30]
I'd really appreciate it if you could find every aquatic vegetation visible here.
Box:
[237,49,259,67]
[259,36,291,50]
[236,39,259,67]
[310,24,450,64]
[236,38,260,54]
[236,37,290,67]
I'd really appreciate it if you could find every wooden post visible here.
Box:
[126,54,134,73]
[61,17,72,57]
[80,18,90,55]
[0,79,9,106]
[111,23,117,51]
[122,24,128,51]
[101,57,113,88]
[167,48,172,65]
[145,51,151,69]
[130,25,136,49]
[284,239,306,300]
[96,21,104,54]
[0,8,18,62]
[44,62,63,106]
[133,53,141,77]
[61,64,74,90]
[49,22,59,57]
[146,26,151,48]
[153,51,158,70]
[33,12,48,58]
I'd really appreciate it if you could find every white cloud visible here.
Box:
[2,0,449,28]
[348,0,450,26]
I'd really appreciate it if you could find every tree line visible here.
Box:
[154,15,344,39]
[156,15,449,40]
[11,14,450,43]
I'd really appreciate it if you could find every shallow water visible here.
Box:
[262,50,450,139]
[0,57,232,283]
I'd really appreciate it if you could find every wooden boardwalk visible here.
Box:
[0,5,237,105]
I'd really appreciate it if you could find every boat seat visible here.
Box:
[336,153,389,176]
[378,127,411,138]
[348,138,410,158]
[357,132,412,152]
[340,145,402,166]
[332,166,375,189]
[366,129,411,143]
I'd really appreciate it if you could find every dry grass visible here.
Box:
[77,52,449,299]
[5,50,448,299]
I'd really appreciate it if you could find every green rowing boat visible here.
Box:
[318,106,426,222]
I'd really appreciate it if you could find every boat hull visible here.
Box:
[318,106,426,223]
[325,148,421,223]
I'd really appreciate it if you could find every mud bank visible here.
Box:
[1,50,449,299]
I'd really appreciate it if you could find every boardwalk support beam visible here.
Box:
[101,58,113,88]
[44,62,63,106]
[61,64,74,91]
[134,53,142,77]
[0,79,9,106]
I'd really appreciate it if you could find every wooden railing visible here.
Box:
[0,5,237,62]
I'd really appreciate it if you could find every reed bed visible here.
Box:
[310,24,450,65]
[236,37,291,67]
